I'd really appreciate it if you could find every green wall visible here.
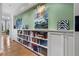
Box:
[15,3,73,30]
[15,8,35,29]
[47,3,73,30]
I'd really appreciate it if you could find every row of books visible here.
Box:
[31,31,48,39]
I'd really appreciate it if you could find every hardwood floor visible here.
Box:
[0,33,37,56]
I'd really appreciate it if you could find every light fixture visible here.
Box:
[2,16,10,19]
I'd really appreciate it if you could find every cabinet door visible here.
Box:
[64,33,74,56]
[48,32,65,56]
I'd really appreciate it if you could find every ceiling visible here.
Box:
[2,3,37,17]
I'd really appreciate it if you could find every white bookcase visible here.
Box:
[16,29,48,56]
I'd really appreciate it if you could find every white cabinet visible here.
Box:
[48,32,74,56]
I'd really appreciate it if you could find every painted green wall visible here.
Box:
[15,3,73,30]
[15,8,35,29]
[47,3,73,30]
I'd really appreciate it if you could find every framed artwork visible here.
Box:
[57,19,70,30]
[34,4,48,29]
[15,18,22,29]
[14,18,29,29]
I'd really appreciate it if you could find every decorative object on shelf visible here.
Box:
[14,25,16,29]
[34,5,48,29]
[57,19,70,30]
[22,24,29,29]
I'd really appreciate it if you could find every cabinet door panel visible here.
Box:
[65,33,74,56]
[48,32,64,56]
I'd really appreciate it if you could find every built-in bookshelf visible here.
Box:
[16,29,48,56]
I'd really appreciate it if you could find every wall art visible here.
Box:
[34,5,48,29]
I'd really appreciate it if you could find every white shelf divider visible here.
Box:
[30,36,47,40]
[31,42,48,49]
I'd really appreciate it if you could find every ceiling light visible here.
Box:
[2,16,10,19]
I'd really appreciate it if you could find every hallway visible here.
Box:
[0,3,75,56]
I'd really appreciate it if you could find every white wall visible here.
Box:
[0,4,2,33]
[75,3,79,16]
[0,4,3,51]
[9,15,17,40]
[75,32,79,56]
[75,3,79,56]
[0,20,6,31]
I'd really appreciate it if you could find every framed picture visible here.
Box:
[15,18,22,29]
[57,19,70,30]
[34,4,48,29]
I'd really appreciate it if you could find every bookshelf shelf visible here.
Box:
[17,34,30,36]
[17,37,31,42]
[30,36,47,40]
[31,42,48,49]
